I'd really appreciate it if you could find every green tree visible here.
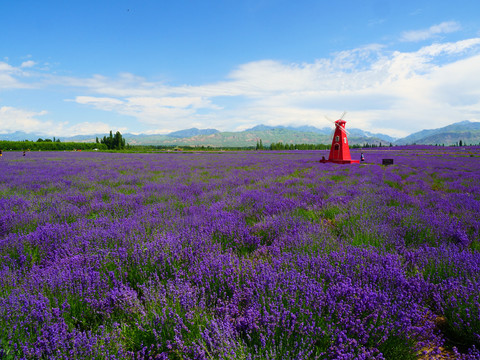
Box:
[101,130,126,150]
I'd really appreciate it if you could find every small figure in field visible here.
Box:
[23,151,26,156]
[0,149,2,157]
[360,152,365,162]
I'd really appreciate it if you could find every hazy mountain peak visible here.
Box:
[167,128,220,138]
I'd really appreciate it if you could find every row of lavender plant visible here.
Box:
[0,148,479,359]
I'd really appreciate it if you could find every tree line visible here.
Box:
[0,131,129,151]
[267,142,330,150]
[0,140,107,151]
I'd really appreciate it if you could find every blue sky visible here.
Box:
[1,0,480,138]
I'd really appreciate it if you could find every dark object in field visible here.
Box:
[382,159,394,165]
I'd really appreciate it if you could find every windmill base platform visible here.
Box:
[319,159,360,164]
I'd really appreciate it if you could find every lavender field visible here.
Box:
[1,148,480,359]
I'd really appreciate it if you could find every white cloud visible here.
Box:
[61,35,480,135]
[429,54,480,108]
[0,105,124,137]
[0,106,50,133]
[0,62,16,72]
[0,59,47,90]
[418,38,480,57]
[400,21,461,42]
[126,96,214,109]
[0,62,29,89]
[20,60,36,68]
[75,96,124,111]
[61,73,166,97]
[65,122,126,136]
[3,31,480,137]
[72,94,218,127]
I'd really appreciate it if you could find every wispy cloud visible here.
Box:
[0,61,35,89]
[400,21,461,42]
[74,96,124,111]
[73,94,219,127]
[65,122,127,136]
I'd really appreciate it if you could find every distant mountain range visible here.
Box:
[166,128,219,138]
[392,120,480,145]
[1,121,479,147]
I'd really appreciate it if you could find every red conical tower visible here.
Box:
[320,114,359,164]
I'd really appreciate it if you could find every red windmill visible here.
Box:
[320,112,359,164]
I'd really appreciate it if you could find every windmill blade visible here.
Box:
[337,122,351,135]
[324,113,351,136]
[332,119,351,136]
[329,128,335,138]
[324,115,335,124]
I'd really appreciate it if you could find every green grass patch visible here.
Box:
[403,227,436,247]
[330,174,347,183]
[377,336,417,360]
[321,205,342,221]
[293,208,321,223]
[213,231,257,256]
[143,194,171,205]
[421,259,456,285]
[384,179,402,190]
[349,229,384,248]
[470,240,480,252]
[387,198,400,207]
